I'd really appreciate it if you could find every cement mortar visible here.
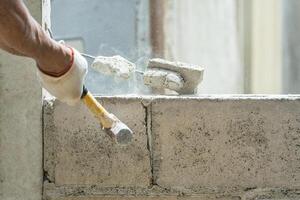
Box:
[92,55,136,80]
[43,182,241,200]
[242,188,300,200]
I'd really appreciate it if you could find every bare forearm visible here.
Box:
[0,0,41,57]
[0,0,71,76]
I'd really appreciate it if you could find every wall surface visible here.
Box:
[282,0,300,94]
[243,0,282,94]
[0,0,50,200]
[164,0,243,94]
[43,96,300,200]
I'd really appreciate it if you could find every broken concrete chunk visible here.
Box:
[91,55,136,79]
[143,69,184,91]
[146,58,204,94]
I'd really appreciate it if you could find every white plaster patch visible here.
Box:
[91,55,136,79]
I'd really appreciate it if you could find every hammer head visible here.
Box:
[105,119,134,145]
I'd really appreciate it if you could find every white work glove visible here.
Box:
[37,48,88,105]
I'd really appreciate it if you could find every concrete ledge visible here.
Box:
[44,95,300,199]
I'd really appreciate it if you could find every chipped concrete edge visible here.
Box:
[92,95,300,101]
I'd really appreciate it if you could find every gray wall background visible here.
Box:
[51,0,151,95]
[282,0,300,94]
[51,0,300,95]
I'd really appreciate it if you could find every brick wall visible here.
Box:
[43,96,300,200]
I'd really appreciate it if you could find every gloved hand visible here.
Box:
[37,47,88,105]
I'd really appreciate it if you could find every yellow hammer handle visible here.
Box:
[82,88,114,129]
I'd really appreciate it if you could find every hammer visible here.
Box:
[81,86,133,145]
[46,28,133,144]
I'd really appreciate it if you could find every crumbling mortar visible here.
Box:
[42,100,45,194]
[241,188,300,200]
[42,100,56,200]
[42,99,56,185]
[43,184,246,199]
[141,99,156,187]
[42,100,46,196]
[43,170,52,184]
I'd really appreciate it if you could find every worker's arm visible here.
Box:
[0,0,88,105]
[0,0,72,76]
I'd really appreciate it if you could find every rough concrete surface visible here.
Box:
[242,188,300,200]
[44,97,151,187]
[44,96,300,199]
[151,98,300,191]
[147,59,204,94]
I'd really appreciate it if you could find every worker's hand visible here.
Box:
[37,48,88,105]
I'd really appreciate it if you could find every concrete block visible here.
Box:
[44,97,151,187]
[152,97,300,191]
